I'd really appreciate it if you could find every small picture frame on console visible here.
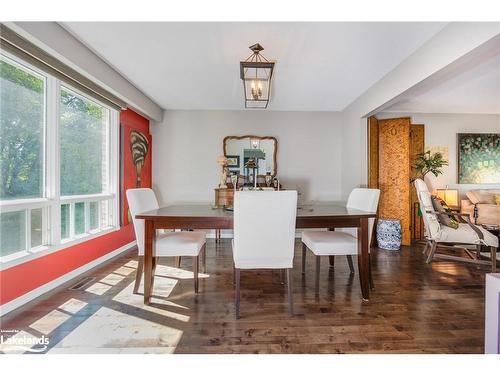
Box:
[226,155,240,168]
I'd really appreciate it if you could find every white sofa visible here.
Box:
[461,189,500,226]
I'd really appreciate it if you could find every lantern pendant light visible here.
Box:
[240,43,275,109]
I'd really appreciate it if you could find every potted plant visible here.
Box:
[412,150,448,182]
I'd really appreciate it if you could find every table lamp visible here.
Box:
[436,187,459,209]
[217,155,228,188]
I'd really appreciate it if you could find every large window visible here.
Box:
[60,87,109,196]
[0,53,119,264]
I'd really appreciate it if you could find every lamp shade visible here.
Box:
[217,155,228,166]
[436,188,459,208]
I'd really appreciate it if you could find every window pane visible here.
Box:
[100,199,113,228]
[61,204,70,240]
[59,87,108,196]
[31,208,43,248]
[74,202,85,235]
[0,56,45,200]
[0,210,26,257]
[89,201,99,230]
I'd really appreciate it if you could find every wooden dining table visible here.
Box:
[136,203,377,305]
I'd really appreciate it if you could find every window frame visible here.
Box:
[0,51,120,269]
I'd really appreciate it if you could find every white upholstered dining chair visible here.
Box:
[301,188,380,295]
[414,179,497,271]
[127,188,207,294]
[232,190,298,319]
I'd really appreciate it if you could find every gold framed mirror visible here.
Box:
[223,135,278,177]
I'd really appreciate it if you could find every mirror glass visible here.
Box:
[224,136,277,176]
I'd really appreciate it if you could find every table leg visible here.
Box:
[328,228,335,268]
[357,217,370,301]
[144,219,154,305]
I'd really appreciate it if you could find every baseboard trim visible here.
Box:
[0,241,136,317]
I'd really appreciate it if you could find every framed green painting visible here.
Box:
[457,133,500,184]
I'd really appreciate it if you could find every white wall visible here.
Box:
[377,112,500,197]
[152,110,343,206]
[340,23,500,199]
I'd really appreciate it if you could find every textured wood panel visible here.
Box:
[410,125,425,240]
[378,118,411,246]
[367,116,379,189]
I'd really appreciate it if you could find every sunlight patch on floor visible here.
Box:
[162,300,190,310]
[124,260,139,268]
[85,281,113,296]
[113,265,136,276]
[112,278,190,321]
[58,298,88,315]
[48,346,176,354]
[29,309,72,335]
[433,263,461,276]
[99,273,125,286]
[47,306,183,353]
[155,264,210,280]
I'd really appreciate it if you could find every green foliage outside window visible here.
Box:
[59,88,107,196]
[0,59,44,200]
[0,56,110,257]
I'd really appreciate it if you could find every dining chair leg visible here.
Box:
[346,255,355,274]
[315,255,320,296]
[286,268,294,316]
[150,256,157,291]
[426,241,437,264]
[301,243,307,275]
[202,244,207,273]
[193,256,199,293]
[491,247,497,272]
[133,256,144,294]
[368,253,374,290]
[175,256,181,268]
[235,268,241,319]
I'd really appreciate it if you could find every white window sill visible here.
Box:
[60,193,115,204]
[0,226,120,270]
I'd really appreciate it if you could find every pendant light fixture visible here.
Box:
[240,43,275,109]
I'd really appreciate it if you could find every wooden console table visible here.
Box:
[214,188,234,208]
[215,186,283,208]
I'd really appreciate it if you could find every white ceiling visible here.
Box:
[384,51,500,114]
[63,22,447,111]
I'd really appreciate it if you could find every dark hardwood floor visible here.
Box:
[0,239,488,353]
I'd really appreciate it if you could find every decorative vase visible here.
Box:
[265,173,272,187]
[376,219,402,250]
[230,173,238,190]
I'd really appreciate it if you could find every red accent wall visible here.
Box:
[0,110,150,306]
[121,109,152,225]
